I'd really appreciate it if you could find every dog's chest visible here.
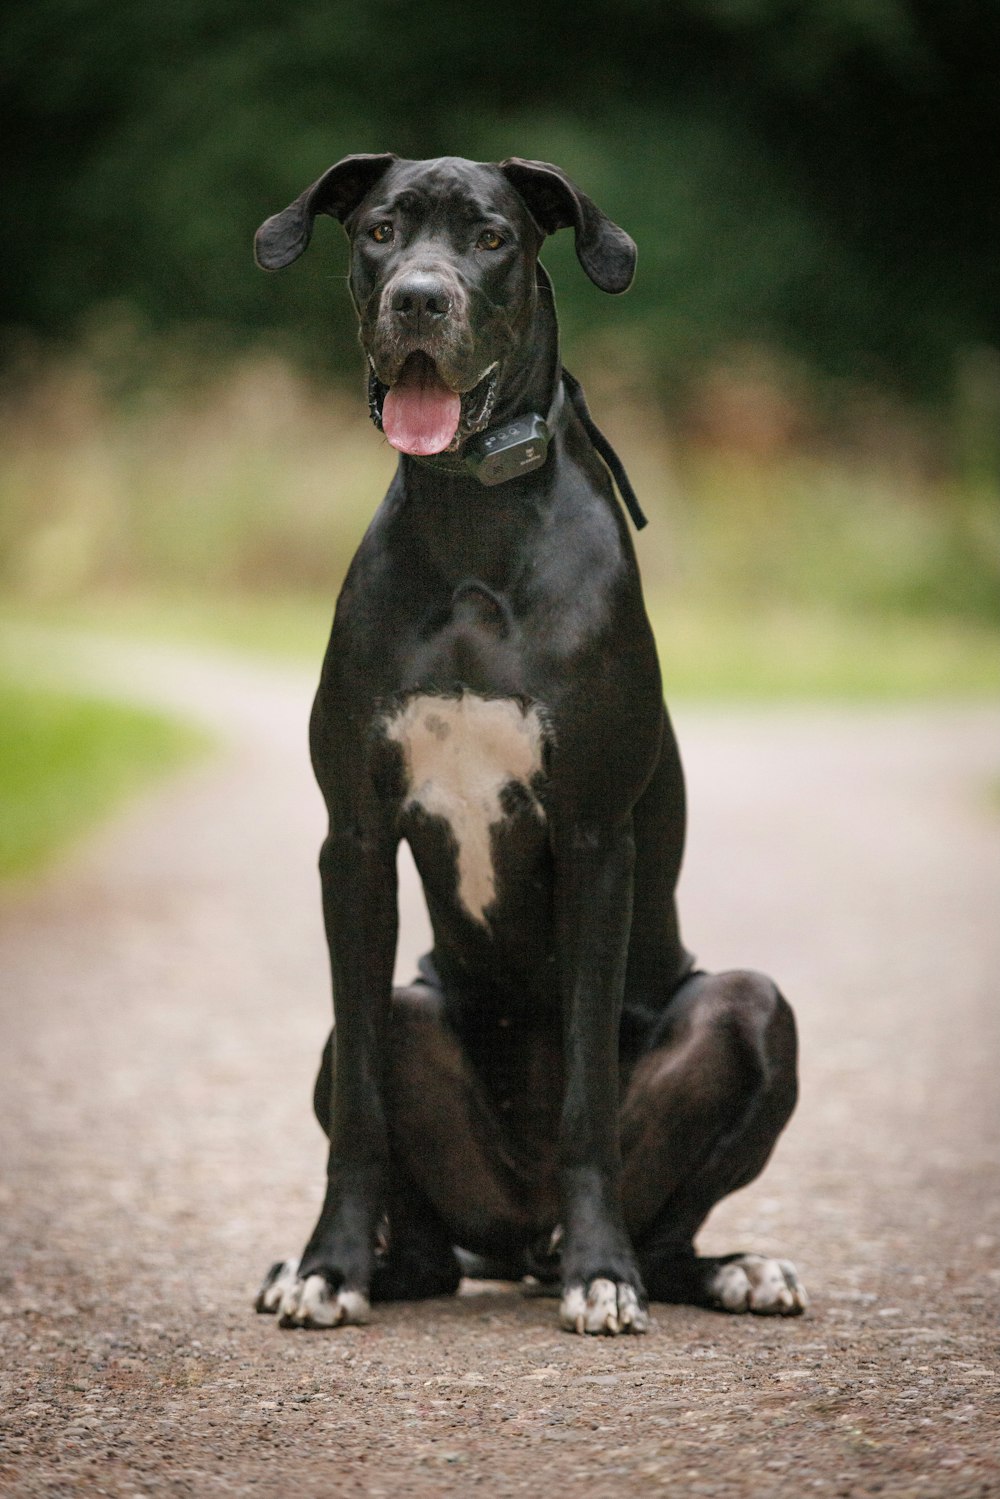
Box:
[382,693,547,925]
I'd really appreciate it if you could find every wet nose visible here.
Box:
[391,273,452,323]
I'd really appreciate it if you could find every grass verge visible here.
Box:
[0,675,206,882]
[0,586,995,885]
[4,591,999,702]
[647,602,1000,700]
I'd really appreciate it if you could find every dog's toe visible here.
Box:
[255,1258,370,1328]
[707,1254,808,1316]
[277,1274,370,1328]
[560,1277,651,1336]
[254,1258,300,1315]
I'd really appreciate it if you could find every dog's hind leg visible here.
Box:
[382,981,558,1257]
[622,968,807,1314]
[370,1175,463,1303]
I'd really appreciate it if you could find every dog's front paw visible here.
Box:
[706,1254,807,1315]
[254,1258,371,1329]
[559,1277,651,1336]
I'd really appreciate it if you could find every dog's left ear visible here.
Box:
[499,157,636,294]
[255,153,398,270]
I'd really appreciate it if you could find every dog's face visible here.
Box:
[346,158,544,455]
[255,154,637,456]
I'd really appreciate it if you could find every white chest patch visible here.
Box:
[383,693,546,924]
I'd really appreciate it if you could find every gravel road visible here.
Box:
[1,630,998,1497]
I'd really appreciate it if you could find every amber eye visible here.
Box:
[477,229,505,251]
[370,222,394,244]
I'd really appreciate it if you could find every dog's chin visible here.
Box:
[368,356,499,455]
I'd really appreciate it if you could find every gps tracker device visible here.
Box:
[464,413,551,485]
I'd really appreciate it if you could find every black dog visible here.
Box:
[253,154,805,1335]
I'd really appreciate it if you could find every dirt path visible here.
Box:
[1,630,998,1498]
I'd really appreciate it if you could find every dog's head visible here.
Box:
[255,154,636,456]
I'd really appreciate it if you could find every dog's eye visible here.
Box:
[477,229,505,251]
[370,222,394,244]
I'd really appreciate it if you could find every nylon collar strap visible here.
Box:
[400,367,647,530]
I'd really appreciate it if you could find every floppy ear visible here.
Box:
[254,153,398,270]
[498,157,637,294]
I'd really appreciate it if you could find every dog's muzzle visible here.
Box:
[368,355,499,456]
[364,265,503,456]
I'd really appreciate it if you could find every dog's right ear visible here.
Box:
[499,157,637,294]
[254,153,398,270]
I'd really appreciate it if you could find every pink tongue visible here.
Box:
[381,356,462,455]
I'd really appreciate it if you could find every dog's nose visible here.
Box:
[391,273,452,324]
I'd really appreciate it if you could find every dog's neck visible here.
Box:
[487,264,562,428]
[394,443,558,592]
[384,266,644,582]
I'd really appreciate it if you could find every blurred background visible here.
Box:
[2,0,999,874]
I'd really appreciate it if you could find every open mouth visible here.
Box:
[369,353,498,456]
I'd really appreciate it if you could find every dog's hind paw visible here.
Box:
[254,1258,371,1329]
[706,1254,807,1315]
[560,1277,651,1336]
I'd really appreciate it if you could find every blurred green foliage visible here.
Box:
[1,341,997,631]
[3,2,997,886]
[3,0,999,396]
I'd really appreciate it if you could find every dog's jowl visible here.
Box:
[252,154,806,1335]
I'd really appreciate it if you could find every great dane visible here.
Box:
[252,153,805,1335]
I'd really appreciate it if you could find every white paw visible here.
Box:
[559,1277,651,1336]
[254,1258,371,1328]
[707,1255,808,1315]
[255,1258,301,1314]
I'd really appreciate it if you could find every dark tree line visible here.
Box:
[3,0,998,396]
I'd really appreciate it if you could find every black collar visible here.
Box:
[377,367,647,530]
[411,378,566,488]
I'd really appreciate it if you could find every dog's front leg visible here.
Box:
[554,819,651,1336]
[264,824,398,1329]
